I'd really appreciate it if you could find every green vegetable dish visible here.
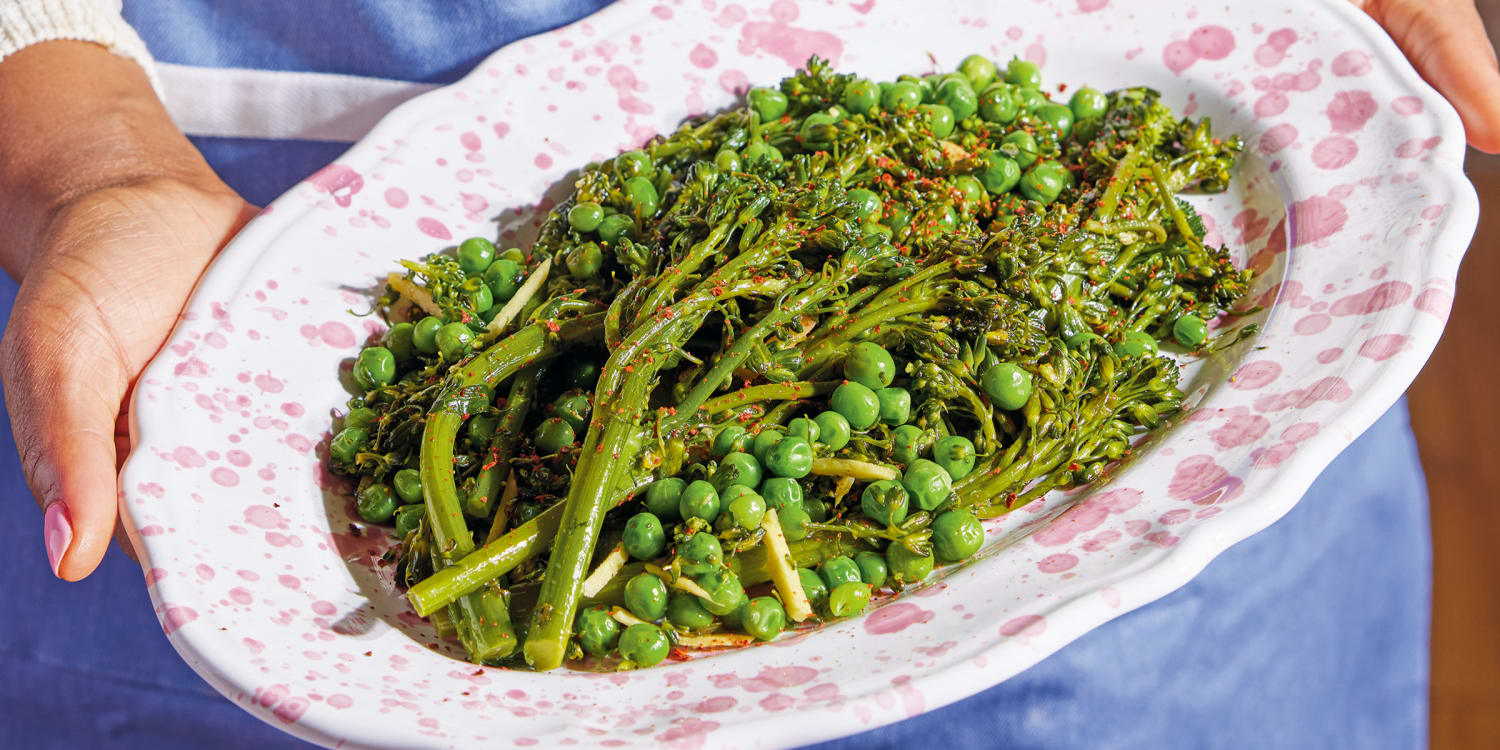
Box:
[326,54,1252,671]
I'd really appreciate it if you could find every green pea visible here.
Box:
[844,341,896,389]
[1036,102,1074,137]
[743,141,783,167]
[798,567,828,605]
[559,357,602,390]
[714,149,742,173]
[393,503,424,539]
[1006,58,1042,89]
[511,500,542,526]
[952,175,986,207]
[677,531,723,577]
[1019,161,1070,205]
[931,509,985,562]
[746,87,788,121]
[466,413,498,448]
[854,550,888,589]
[498,247,525,263]
[623,572,669,621]
[892,424,925,466]
[614,149,653,177]
[483,258,524,303]
[765,437,813,479]
[902,458,954,512]
[979,84,1019,124]
[929,204,959,233]
[624,176,659,217]
[566,241,605,278]
[958,54,998,89]
[778,503,812,541]
[623,512,666,560]
[886,543,935,584]
[881,80,923,110]
[695,568,747,616]
[932,435,977,480]
[1002,130,1039,168]
[751,428,784,465]
[742,596,786,641]
[803,497,829,522]
[828,582,872,618]
[645,478,686,521]
[819,556,863,590]
[534,416,576,454]
[760,477,803,511]
[728,490,767,530]
[875,387,911,425]
[845,188,882,221]
[329,426,369,464]
[392,468,423,504]
[843,77,881,115]
[1173,314,1209,347]
[357,483,396,523]
[812,411,852,450]
[462,281,494,314]
[830,382,880,431]
[1115,330,1160,358]
[721,484,761,509]
[980,152,1022,195]
[679,480,721,524]
[714,451,762,491]
[861,479,909,526]
[568,201,605,232]
[799,112,838,146]
[551,389,591,433]
[712,425,749,458]
[666,592,715,630]
[983,362,1034,410]
[384,322,416,363]
[881,201,912,234]
[936,77,978,121]
[353,346,396,390]
[1015,87,1049,113]
[1069,86,1108,121]
[786,417,820,444]
[576,605,621,656]
[435,323,475,359]
[617,623,669,667]
[918,103,956,138]
[344,407,378,430]
[719,594,751,630]
[597,213,634,244]
[457,236,496,275]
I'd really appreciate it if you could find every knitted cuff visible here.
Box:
[0,0,160,94]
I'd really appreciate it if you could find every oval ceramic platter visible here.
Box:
[118,0,1475,747]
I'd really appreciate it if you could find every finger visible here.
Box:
[1361,0,1500,152]
[1,279,131,580]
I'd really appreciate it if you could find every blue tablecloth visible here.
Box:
[0,2,1431,745]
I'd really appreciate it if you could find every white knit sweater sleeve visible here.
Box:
[0,0,159,91]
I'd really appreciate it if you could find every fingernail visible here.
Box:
[44,501,72,577]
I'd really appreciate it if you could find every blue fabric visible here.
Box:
[0,2,1430,747]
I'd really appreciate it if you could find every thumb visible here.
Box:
[1,285,131,581]
[1357,0,1500,153]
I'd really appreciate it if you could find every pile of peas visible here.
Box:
[575,339,1012,662]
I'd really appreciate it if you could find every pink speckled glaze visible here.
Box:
[118,1,1475,748]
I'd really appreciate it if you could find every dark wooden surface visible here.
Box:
[1414,155,1500,748]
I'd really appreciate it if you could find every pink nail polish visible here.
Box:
[44,502,72,577]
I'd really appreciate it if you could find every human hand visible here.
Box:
[0,42,255,580]
[1353,0,1500,152]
